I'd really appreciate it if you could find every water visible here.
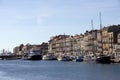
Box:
[0,60,120,80]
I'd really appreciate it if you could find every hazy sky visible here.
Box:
[0,0,120,52]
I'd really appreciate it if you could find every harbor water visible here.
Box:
[0,60,120,80]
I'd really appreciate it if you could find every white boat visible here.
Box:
[42,54,57,60]
[57,56,72,61]
[23,50,42,60]
[83,55,96,63]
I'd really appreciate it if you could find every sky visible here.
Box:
[0,0,120,52]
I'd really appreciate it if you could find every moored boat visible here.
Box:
[96,55,111,64]
[23,49,42,60]
[57,56,72,61]
[73,56,83,62]
[42,54,57,60]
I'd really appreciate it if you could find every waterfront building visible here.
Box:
[102,25,120,56]
[112,43,120,62]
[48,34,86,57]
[13,42,48,56]
[96,30,102,55]
[48,35,71,57]
[112,30,120,61]
[72,34,84,56]
[13,44,25,55]
[39,42,48,55]
[22,44,33,53]
[63,36,73,56]
[13,46,21,55]
[83,30,98,56]
[102,27,109,55]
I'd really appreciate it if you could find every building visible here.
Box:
[102,27,109,55]
[72,34,84,56]
[83,30,98,56]
[13,42,48,56]
[96,30,102,55]
[48,35,71,56]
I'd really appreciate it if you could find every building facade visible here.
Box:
[13,42,48,56]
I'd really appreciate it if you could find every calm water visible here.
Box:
[0,60,120,80]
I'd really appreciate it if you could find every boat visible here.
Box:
[57,56,72,61]
[96,55,111,64]
[73,56,83,62]
[23,49,42,60]
[0,52,18,60]
[95,13,111,64]
[42,54,57,60]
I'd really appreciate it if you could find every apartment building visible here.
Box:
[102,25,120,55]
[96,30,102,55]
[102,27,109,55]
[48,35,71,56]
[48,34,84,57]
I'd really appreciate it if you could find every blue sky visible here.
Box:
[0,0,120,52]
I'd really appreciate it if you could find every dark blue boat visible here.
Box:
[73,56,83,62]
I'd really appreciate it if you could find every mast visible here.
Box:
[91,19,94,55]
[99,12,102,30]
[91,19,94,31]
[63,33,66,56]
[99,12,103,55]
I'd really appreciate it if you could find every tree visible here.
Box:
[19,44,24,51]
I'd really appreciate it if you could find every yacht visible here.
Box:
[23,50,42,60]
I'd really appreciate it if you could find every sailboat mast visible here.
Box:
[99,12,103,55]
[91,19,94,31]
[64,33,66,56]
[91,19,94,54]
[99,12,102,30]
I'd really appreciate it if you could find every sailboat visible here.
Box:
[96,12,111,64]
